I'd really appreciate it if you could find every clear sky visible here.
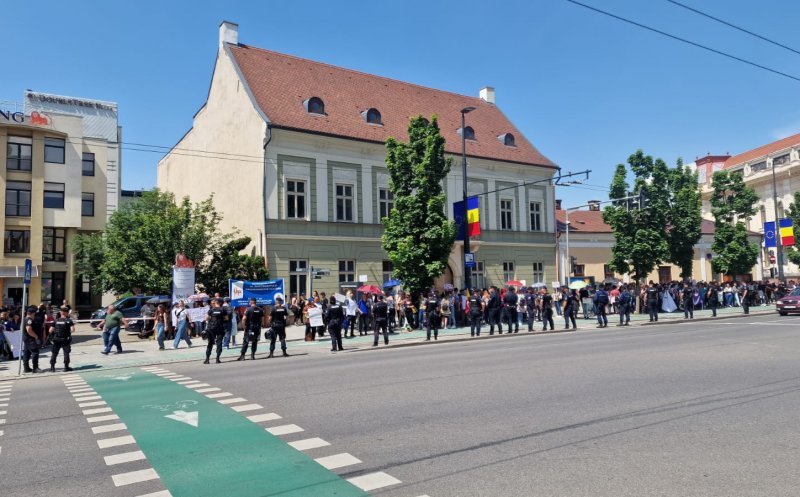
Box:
[3,0,800,207]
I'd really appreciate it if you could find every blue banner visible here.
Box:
[764,221,776,248]
[454,199,466,241]
[229,279,285,307]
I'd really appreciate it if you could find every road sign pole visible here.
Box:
[18,259,32,376]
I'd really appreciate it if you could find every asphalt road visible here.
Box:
[2,314,799,497]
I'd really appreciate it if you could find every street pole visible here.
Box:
[461,107,475,290]
[564,209,570,286]
[771,161,785,282]
[17,259,31,375]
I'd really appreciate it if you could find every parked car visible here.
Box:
[776,288,800,316]
[90,295,170,331]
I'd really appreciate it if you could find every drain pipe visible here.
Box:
[262,123,273,271]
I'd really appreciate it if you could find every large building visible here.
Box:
[0,92,121,311]
[694,132,800,279]
[158,22,559,296]
[555,206,763,284]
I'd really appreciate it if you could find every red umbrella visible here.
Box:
[358,284,383,295]
[505,280,524,288]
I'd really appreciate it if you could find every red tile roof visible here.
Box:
[724,132,800,169]
[228,44,557,168]
[556,210,751,236]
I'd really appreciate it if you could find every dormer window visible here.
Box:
[362,108,382,125]
[458,126,475,140]
[499,133,516,147]
[304,97,325,115]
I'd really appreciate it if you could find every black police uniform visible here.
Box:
[325,302,345,351]
[425,297,440,340]
[50,316,74,371]
[468,295,483,336]
[502,291,519,333]
[372,300,389,346]
[682,287,694,319]
[708,285,719,317]
[269,305,289,356]
[526,293,537,331]
[239,305,264,360]
[541,294,555,331]
[564,293,578,330]
[23,314,43,373]
[204,306,228,364]
[487,292,501,335]
[618,290,631,325]
[646,286,660,322]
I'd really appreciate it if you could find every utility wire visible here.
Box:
[665,0,800,57]
[564,0,800,83]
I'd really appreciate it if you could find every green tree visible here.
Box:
[70,189,230,295]
[666,158,703,278]
[783,191,800,266]
[199,236,269,295]
[709,171,759,279]
[382,115,456,295]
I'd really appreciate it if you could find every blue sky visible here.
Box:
[3,0,800,207]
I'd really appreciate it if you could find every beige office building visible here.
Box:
[158,22,559,296]
[0,92,121,312]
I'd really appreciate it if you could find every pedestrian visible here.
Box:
[425,291,441,341]
[579,286,591,319]
[154,304,168,350]
[564,289,578,330]
[22,306,43,373]
[468,290,484,336]
[682,282,694,319]
[708,282,719,317]
[222,297,237,348]
[98,304,127,355]
[325,295,345,352]
[440,294,451,330]
[503,286,519,333]
[617,285,631,326]
[267,296,290,358]
[48,306,75,372]
[204,298,229,364]
[646,282,659,322]
[171,301,192,349]
[594,285,609,328]
[487,287,501,335]
[386,293,396,332]
[541,287,555,331]
[238,298,264,361]
[372,294,390,346]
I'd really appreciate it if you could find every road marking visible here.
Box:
[97,435,136,449]
[218,397,247,405]
[74,395,102,402]
[0,419,5,425]
[0,398,9,403]
[112,468,159,486]
[246,413,282,423]
[156,374,180,378]
[0,403,7,408]
[205,392,232,399]
[231,403,263,413]
[104,450,146,465]
[288,437,331,451]
[194,387,220,393]
[135,490,173,497]
[347,472,402,491]
[0,430,4,437]
[315,453,362,470]
[83,407,113,415]
[69,387,94,393]
[92,423,128,435]
[266,424,304,436]
[0,411,5,416]
[88,414,120,423]
[168,377,191,381]
[176,380,200,385]
[79,401,107,408]
[184,383,211,389]
[165,410,199,428]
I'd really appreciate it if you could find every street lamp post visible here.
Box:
[770,160,785,282]
[461,106,476,290]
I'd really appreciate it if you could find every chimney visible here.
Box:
[555,199,562,210]
[479,86,496,104]
[219,21,239,49]
[588,200,601,211]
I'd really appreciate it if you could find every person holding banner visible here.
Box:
[267,296,289,358]
[238,298,264,361]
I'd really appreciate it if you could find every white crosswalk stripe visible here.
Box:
[347,472,402,491]
[315,453,362,470]
[246,413,282,423]
[104,450,146,466]
[92,423,127,435]
[112,468,159,486]
[288,437,330,451]
[266,424,304,436]
[231,403,263,413]
[97,435,136,449]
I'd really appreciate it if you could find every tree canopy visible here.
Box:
[709,171,759,279]
[382,115,456,296]
[782,191,800,266]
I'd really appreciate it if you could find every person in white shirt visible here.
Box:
[345,291,358,338]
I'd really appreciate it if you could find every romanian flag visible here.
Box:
[779,218,795,246]
[466,197,480,237]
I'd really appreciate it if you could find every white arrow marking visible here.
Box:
[165,410,199,427]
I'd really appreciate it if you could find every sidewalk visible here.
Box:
[0,304,778,380]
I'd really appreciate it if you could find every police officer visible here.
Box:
[708,282,719,317]
[617,285,632,326]
[487,287,502,335]
[742,282,754,315]
[425,292,440,341]
[541,287,555,331]
[646,282,660,322]
[48,306,75,372]
[594,285,609,328]
[468,290,484,337]
[238,298,264,361]
[325,295,345,352]
[372,294,389,346]
[23,306,43,373]
[682,283,694,319]
[204,298,228,364]
[267,296,289,358]
[564,289,579,330]
[502,287,519,333]
[525,288,537,332]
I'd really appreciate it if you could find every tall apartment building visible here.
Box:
[0,92,121,312]
[159,22,559,296]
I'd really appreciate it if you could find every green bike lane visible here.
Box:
[83,368,370,497]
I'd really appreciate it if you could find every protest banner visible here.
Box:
[229,279,285,307]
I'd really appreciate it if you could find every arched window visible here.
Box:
[460,126,475,140]
[501,133,516,147]
[304,97,325,115]
[363,108,382,125]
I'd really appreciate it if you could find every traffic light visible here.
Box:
[570,256,578,275]
[638,190,647,210]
